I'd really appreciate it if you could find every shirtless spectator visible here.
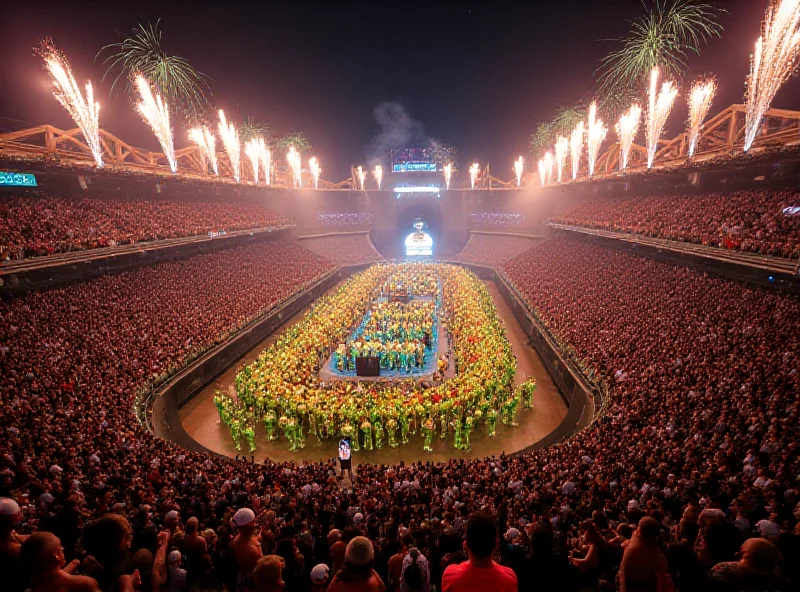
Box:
[21,532,100,592]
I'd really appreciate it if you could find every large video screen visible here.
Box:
[405,230,434,257]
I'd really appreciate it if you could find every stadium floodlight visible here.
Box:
[394,186,440,193]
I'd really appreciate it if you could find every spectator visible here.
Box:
[0,498,28,592]
[310,563,331,591]
[327,536,386,592]
[252,555,286,592]
[619,517,670,592]
[21,531,100,592]
[441,513,517,592]
[400,546,430,592]
[710,538,787,591]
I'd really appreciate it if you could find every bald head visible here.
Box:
[741,538,779,573]
[186,517,199,534]
[20,532,63,573]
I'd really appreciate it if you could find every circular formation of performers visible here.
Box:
[213,263,532,453]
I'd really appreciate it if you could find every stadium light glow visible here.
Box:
[394,186,441,193]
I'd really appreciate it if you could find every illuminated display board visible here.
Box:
[392,162,438,173]
[0,172,37,187]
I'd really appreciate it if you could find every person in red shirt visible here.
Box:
[441,513,517,592]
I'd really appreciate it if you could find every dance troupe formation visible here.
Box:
[214,263,537,453]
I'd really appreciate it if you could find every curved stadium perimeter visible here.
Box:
[1,148,799,589]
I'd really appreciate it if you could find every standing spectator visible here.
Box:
[441,513,517,592]
[231,508,263,588]
[310,563,331,591]
[400,546,430,592]
[387,538,408,592]
[0,498,28,592]
[167,550,187,592]
[252,555,286,592]
[619,517,670,592]
[327,536,386,592]
[330,529,348,574]
[710,538,787,591]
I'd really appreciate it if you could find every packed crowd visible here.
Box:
[453,234,539,267]
[469,212,527,228]
[298,235,382,265]
[1,235,799,591]
[0,194,289,260]
[551,189,800,259]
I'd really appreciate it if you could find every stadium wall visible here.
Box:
[147,261,598,458]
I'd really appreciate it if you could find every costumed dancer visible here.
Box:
[523,379,537,410]
[387,417,398,448]
[487,407,498,437]
[422,416,434,452]
[361,419,373,451]
[264,410,277,441]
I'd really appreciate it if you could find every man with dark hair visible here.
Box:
[441,513,517,592]
[620,516,670,592]
[21,531,100,592]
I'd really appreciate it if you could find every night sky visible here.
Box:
[1,0,798,180]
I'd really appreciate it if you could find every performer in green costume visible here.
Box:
[422,417,434,452]
[387,418,398,447]
[487,408,498,437]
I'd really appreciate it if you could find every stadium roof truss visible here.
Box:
[0,103,798,189]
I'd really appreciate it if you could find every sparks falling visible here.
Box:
[570,121,585,180]
[373,165,383,190]
[309,157,321,189]
[586,102,608,177]
[744,0,800,152]
[218,110,241,183]
[469,163,480,189]
[443,163,453,189]
[244,138,261,184]
[287,146,302,188]
[555,137,569,183]
[514,156,524,187]
[615,104,642,170]
[189,126,218,175]
[687,79,716,157]
[356,166,366,191]
[646,67,679,168]
[39,41,103,168]
[260,142,271,185]
[135,75,176,172]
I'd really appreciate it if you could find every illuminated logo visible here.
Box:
[393,162,438,173]
[0,172,37,187]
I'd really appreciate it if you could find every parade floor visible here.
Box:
[179,280,568,464]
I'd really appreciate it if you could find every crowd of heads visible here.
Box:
[0,229,798,591]
[453,235,539,267]
[299,235,382,266]
[552,189,800,259]
[0,194,288,260]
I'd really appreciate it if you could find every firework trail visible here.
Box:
[615,104,642,170]
[218,110,241,182]
[687,79,716,157]
[189,126,218,175]
[514,156,524,187]
[373,164,383,190]
[744,0,800,151]
[356,166,366,191]
[260,142,271,185]
[646,67,679,168]
[469,163,480,189]
[570,121,585,180]
[135,75,176,172]
[310,157,321,189]
[586,102,608,177]
[244,138,261,183]
[287,146,302,187]
[443,163,453,189]
[38,41,103,168]
[555,137,569,183]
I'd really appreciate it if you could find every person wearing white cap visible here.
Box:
[327,536,385,592]
[167,549,187,592]
[231,508,262,586]
[310,563,330,591]
[0,497,28,592]
[400,546,430,592]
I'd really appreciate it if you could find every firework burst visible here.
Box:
[244,138,262,184]
[537,155,549,187]
[218,110,241,183]
[443,163,453,189]
[744,0,800,152]
[189,126,218,175]
[287,147,302,188]
[586,102,608,177]
[37,40,103,168]
[135,75,176,172]
[373,165,383,190]
[99,20,209,121]
[646,67,679,168]
[309,157,321,189]
[555,137,569,183]
[570,121,585,180]
[469,163,480,189]
[687,79,716,157]
[616,104,643,170]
